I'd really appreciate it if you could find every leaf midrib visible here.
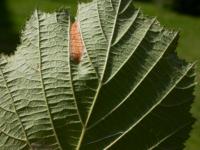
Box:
[76,0,122,149]
[88,29,178,130]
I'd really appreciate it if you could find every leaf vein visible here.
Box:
[35,10,63,150]
[104,63,195,149]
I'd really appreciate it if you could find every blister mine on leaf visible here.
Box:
[70,21,84,63]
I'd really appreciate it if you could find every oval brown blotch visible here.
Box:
[70,21,84,63]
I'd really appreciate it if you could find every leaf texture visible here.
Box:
[0,0,196,149]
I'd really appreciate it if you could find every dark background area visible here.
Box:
[136,0,200,16]
[0,0,18,53]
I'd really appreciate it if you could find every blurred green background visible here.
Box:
[0,0,199,149]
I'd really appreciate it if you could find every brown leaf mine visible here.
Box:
[70,21,84,63]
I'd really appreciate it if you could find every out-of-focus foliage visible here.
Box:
[7,0,77,33]
[0,0,18,52]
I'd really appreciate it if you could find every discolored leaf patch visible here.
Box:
[70,21,84,63]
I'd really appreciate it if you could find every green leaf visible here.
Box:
[0,0,196,149]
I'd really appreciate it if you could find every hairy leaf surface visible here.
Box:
[0,0,196,149]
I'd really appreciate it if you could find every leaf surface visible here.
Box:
[0,0,196,149]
